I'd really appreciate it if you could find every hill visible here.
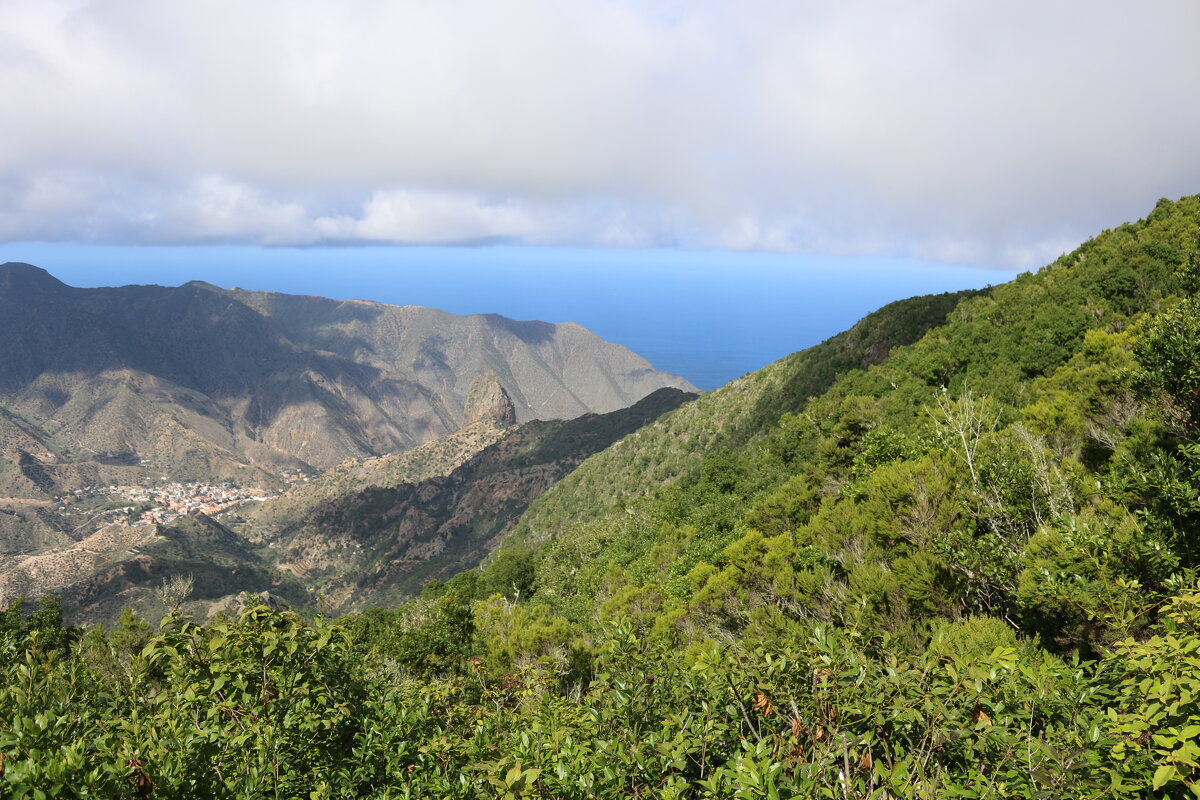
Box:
[510,287,986,548]
[509,196,1199,629]
[248,386,695,611]
[0,264,695,500]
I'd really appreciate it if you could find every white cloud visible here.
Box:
[315,189,539,244]
[1,0,1198,267]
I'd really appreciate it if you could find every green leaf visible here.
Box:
[1154,764,1179,790]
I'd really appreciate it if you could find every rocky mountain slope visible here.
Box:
[0,380,694,624]
[239,372,519,540]
[245,386,695,612]
[0,263,694,503]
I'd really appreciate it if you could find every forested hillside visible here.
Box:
[512,287,985,546]
[5,196,1200,798]
[515,196,1196,633]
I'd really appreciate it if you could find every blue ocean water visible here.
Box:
[4,244,1017,391]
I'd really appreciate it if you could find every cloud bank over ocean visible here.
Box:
[3,0,1198,267]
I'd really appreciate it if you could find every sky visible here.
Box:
[1,1,1197,386]
[3,0,1198,266]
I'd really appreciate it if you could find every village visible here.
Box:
[53,480,282,527]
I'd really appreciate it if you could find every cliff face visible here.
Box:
[0,263,696,500]
[463,372,517,426]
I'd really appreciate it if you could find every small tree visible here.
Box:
[153,573,194,616]
[1134,249,1200,439]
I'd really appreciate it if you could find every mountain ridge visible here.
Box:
[0,386,696,623]
[497,194,1200,630]
[0,264,695,509]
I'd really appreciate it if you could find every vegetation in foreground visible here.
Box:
[5,195,1200,797]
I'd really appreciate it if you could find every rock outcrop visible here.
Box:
[463,371,517,426]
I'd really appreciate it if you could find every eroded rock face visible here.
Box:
[463,371,517,427]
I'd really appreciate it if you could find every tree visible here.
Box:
[1134,249,1200,439]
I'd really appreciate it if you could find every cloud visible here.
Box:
[315,190,540,245]
[1,0,1198,267]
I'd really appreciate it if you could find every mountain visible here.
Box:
[0,264,695,504]
[497,194,1199,632]
[8,198,1200,798]
[509,287,985,548]
[0,384,693,624]
[237,386,695,612]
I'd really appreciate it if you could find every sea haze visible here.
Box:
[6,244,1017,391]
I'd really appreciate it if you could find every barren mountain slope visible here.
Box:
[0,263,695,500]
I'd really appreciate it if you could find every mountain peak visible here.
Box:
[0,262,68,295]
[182,279,224,293]
[463,371,517,426]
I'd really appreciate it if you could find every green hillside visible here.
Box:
[515,195,1197,632]
[512,287,985,548]
[5,195,1200,798]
